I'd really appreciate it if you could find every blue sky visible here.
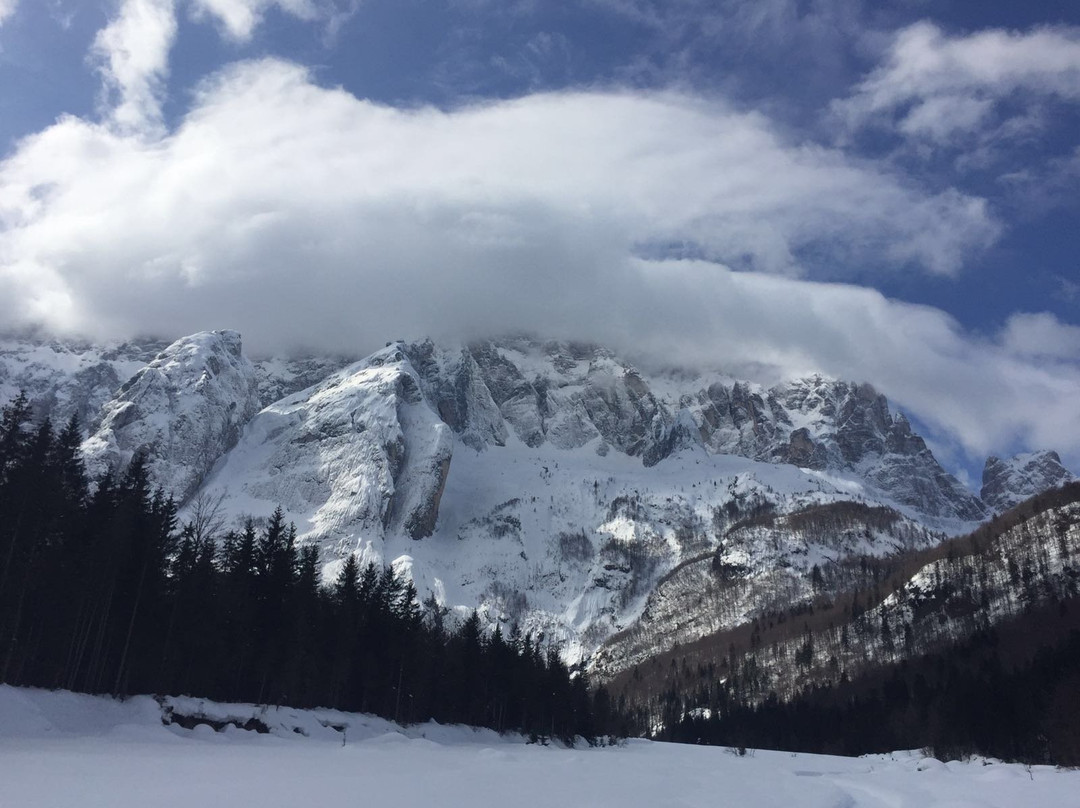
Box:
[0,0,1079,474]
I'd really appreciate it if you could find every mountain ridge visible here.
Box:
[2,329,1073,668]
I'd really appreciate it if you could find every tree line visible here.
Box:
[0,392,623,743]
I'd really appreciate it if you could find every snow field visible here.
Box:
[2,685,1077,808]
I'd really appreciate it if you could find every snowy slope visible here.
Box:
[674,373,987,522]
[593,501,944,675]
[5,329,1074,673]
[184,335,1005,664]
[2,685,1078,808]
[700,489,1080,706]
[251,353,356,408]
[176,335,1018,666]
[200,376,944,665]
[457,339,986,521]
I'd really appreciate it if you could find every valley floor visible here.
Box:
[1,685,1076,808]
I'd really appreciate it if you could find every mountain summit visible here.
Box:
[981,450,1076,513]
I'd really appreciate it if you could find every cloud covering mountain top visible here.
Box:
[0,0,1078,471]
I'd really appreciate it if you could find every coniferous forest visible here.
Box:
[0,392,622,743]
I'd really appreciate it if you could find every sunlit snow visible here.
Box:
[2,686,1076,808]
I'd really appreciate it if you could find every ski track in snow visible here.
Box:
[1,686,1076,808]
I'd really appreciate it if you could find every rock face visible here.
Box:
[9,332,1063,531]
[405,341,508,451]
[196,343,454,545]
[433,338,692,468]
[981,451,1076,513]
[683,375,987,522]
[81,331,261,502]
[405,341,983,521]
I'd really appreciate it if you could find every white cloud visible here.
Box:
[190,0,327,41]
[2,58,1073,462]
[1000,312,1080,362]
[91,0,178,132]
[836,22,1080,144]
[0,0,18,27]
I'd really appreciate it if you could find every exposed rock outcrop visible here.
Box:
[683,375,986,522]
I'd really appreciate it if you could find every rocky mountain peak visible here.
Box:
[81,330,261,502]
[195,343,454,544]
[683,373,984,522]
[981,451,1076,513]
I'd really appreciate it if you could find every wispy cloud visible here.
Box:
[189,0,359,42]
[585,0,877,105]
[0,0,17,27]
[999,312,1080,362]
[835,22,1080,147]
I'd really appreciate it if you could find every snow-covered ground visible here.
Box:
[2,686,1076,808]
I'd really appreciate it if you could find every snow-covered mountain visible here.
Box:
[981,451,1076,513]
[2,330,1074,669]
[201,343,453,543]
[81,331,262,502]
[0,334,169,429]
[678,374,987,522]
[183,337,1002,657]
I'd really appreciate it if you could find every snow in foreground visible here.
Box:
[1,686,1077,808]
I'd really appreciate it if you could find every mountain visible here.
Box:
[981,451,1076,513]
[1,329,1073,670]
[199,342,453,544]
[252,353,356,408]
[175,335,997,662]
[679,375,987,522]
[0,334,169,428]
[81,331,261,503]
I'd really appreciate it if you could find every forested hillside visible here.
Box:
[663,595,1080,764]
[615,483,1080,763]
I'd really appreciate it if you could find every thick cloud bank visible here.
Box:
[0,57,1076,464]
[0,59,993,334]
